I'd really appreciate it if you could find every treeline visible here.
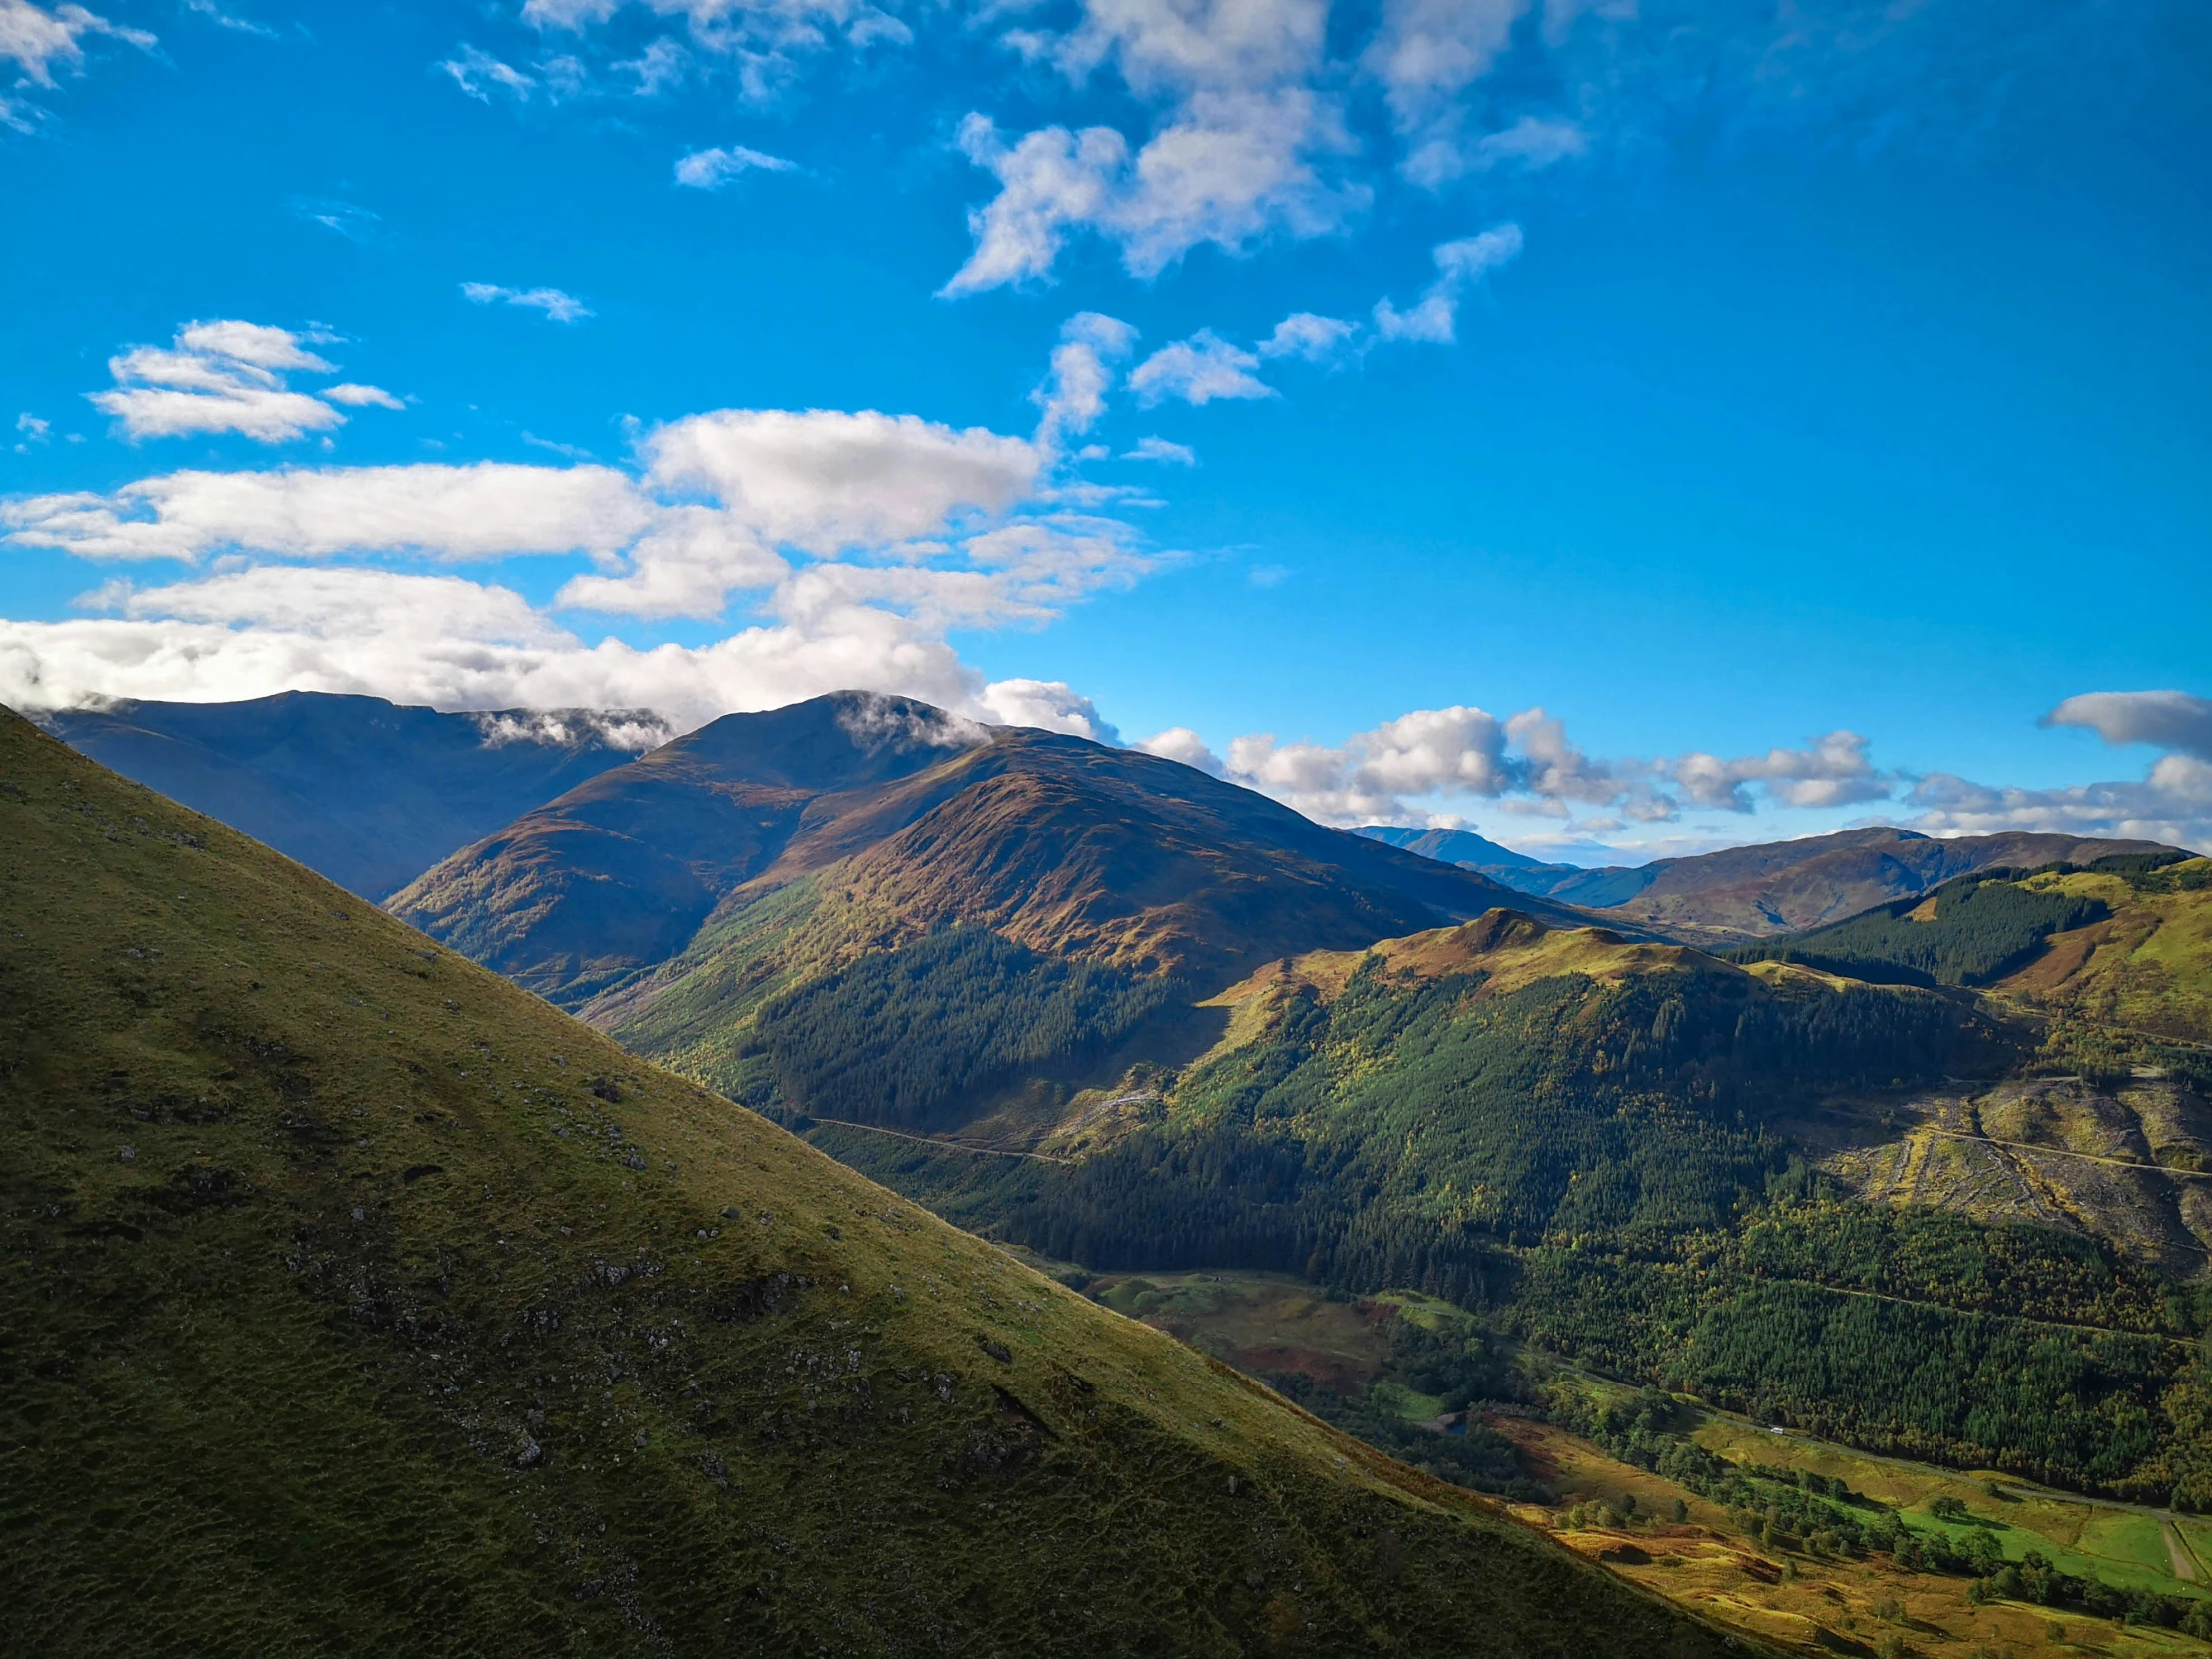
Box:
[1730,871,2109,987]
[751,927,1176,1129]
[1554,1387,2212,1638]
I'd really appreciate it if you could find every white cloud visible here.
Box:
[522,0,910,103]
[976,676,1119,742]
[1461,114,1586,175]
[1258,311,1357,365]
[673,143,799,188]
[1123,436,1195,465]
[1,571,983,737]
[1032,311,1138,456]
[1372,224,1524,344]
[1128,330,1273,407]
[1671,731,1889,814]
[1364,0,1528,187]
[14,413,49,453]
[1136,725,1224,776]
[2043,690,2212,762]
[437,44,538,102]
[5,462,657,563]
[640,408,1039,554]
[85,320,402,445]
[0,0,152,118]
[323,384,406,410]
[945,0,1367,294]
[461,283,594,323]
[182,0,276,37]
[617,35,688,94]
[1905,761,2211,853]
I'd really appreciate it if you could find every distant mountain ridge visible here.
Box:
[1361,824,2191,938]
[390,691,1614,1012]
[40,691,661,900]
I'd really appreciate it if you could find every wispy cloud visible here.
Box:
[1123,436,1195,466]
[183,0,276,39]
[1372,224,1523,344]
[83,320,403,445]
[289,198,384,245]
[673,144,799,188]
[1129,332,1274,408]
[437,44,537,103]
[460,282,593,324]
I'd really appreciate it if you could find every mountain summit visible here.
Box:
[391,692,1610,1009]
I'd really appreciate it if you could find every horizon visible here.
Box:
[3,0,2207,865]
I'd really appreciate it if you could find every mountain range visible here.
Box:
[1360,823,2187,939]
[39,692,661,901]
[17,684,2212,1652]
[0,706,1749,1656]
[386,692,1610,1012]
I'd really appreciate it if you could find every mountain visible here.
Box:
[792,904,2212,1511]
[0,706,1753,1657]
[1356,825,1567,876]
[390,691,1613,1014]
[41,691,660,901]
[1373,825,2192,939]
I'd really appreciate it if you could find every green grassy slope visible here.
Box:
[0,709,1753,1658]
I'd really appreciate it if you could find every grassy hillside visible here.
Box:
[0,708,1759,1657]
[393,693,1610,1021]
[786,913,2212,1506]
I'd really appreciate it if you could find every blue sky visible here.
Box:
[1,0,2207,860]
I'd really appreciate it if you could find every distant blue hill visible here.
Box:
[39,691,661,901]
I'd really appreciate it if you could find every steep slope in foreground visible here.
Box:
[1379,826,2189,939]
[42,691,657,900]
[393,691,1608,1010]
[0,711,1746,1659]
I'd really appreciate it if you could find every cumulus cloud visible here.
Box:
[1032,312,1138,456]
[1136,725,1225,776]
[673,143,798,187]
[2043,690,2212,762]
[944,0,1365,293]
[2,566,983,736]
[5,462,655,564]
[84,321,403,445]
[1128,331,1273,407]
[1258,311,1357,365]
[1905,761,2211,853]
[461,283,594,323]
[976,676,1119,742]
[1671,731,1889,814]
[1372,225,1524,344]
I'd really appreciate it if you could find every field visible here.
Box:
[1072,1266,2212,1659]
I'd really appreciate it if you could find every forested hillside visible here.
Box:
[780,914,2212,1508]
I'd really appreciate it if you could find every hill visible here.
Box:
[784,908,2212,1509]
[1356,825,1566,877]
[0,706,1754,1657]
[41,691,656,900]
[1375,826,2191,938]
[390,691,1609,1014]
